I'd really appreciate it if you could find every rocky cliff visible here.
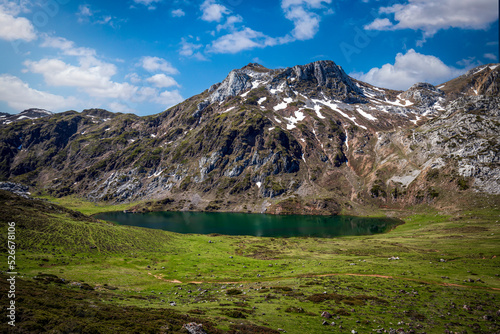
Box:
[0,61,498,214]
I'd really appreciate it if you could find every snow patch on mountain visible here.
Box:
[284,110,306,130]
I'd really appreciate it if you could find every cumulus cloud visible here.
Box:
[200,0,229,22]
[0,74,78,111]
[108,101,136,113]
[281,0,332,41]
[351,49,467,90]
[21,35,183,111]
[363,18,392,30]
[24,58,138,99]
[193,0,333,56]
[0,6,36,42]
[146,74,179,88]
[171,9,185,17]
[365,0,499,38]
[208,28,276,54]
[40,35,96,58]
[154,90,184,105]
[140,56,179,74]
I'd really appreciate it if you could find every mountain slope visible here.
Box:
[0,61,498,214]
[0,108,53,126]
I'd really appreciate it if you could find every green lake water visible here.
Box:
[95,211,401,238]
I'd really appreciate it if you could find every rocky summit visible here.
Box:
[0,61,498,214]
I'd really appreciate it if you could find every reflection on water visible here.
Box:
[95,211,402,238]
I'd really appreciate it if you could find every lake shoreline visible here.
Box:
[95,210,404,238]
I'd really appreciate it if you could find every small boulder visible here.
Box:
[182,322,206,334]
[321,311,332,319]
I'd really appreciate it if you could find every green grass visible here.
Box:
[35,194,142,216]
[1,190,499,333]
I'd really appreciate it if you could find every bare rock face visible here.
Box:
[395,95,500,194]
[401,83,444,107]
[0,182,30,198]
[270,60,364,102]
[209,70,253,103]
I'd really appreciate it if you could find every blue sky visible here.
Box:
[0,0,498,116]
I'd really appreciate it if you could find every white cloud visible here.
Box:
[108,101,135,113]
[132,0,162,10]
[171,9,185,17]
[146,74,179,88]
[0,6,36,42]
[363,18,392,30]
[140,56,179,74]
[154,90,184,106]
[179,38,207,60]
[281,0,332,41]
[283,6,320,40]
[0,74,77,111]
[0,0,31,16]
[366,0,499,38]
[76,4,122,27]
[351,49,466,90]
[78,4,92,18]
[24,58,138,99]
[200,0,229,22]
[282,0,330,8]
[484,53,498,61]
[24,35,183,112]
[456,56,482,69]
[126,72,142,84]
[40,35,96,58]
[208,28,276,54]
[216,15,243,32]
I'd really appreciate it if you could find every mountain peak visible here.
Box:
[273,59,364,102]
[204,60,364,107]
[440,63,500,99]
[241,63,269,71]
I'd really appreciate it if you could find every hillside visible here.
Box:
[1,181,499,333]
[0,61,498,214]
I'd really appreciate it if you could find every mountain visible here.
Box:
[0,108,53,126]
[0,61,498,214]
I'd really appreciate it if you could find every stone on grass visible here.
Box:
[182,322,206,334]
[321,311,332,318]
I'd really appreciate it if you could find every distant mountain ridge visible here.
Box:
[0,61,498,214]
[0,108,53,126]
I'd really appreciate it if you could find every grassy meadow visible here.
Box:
[1,190,499,333]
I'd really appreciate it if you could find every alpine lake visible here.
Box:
[95,211,402,238]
